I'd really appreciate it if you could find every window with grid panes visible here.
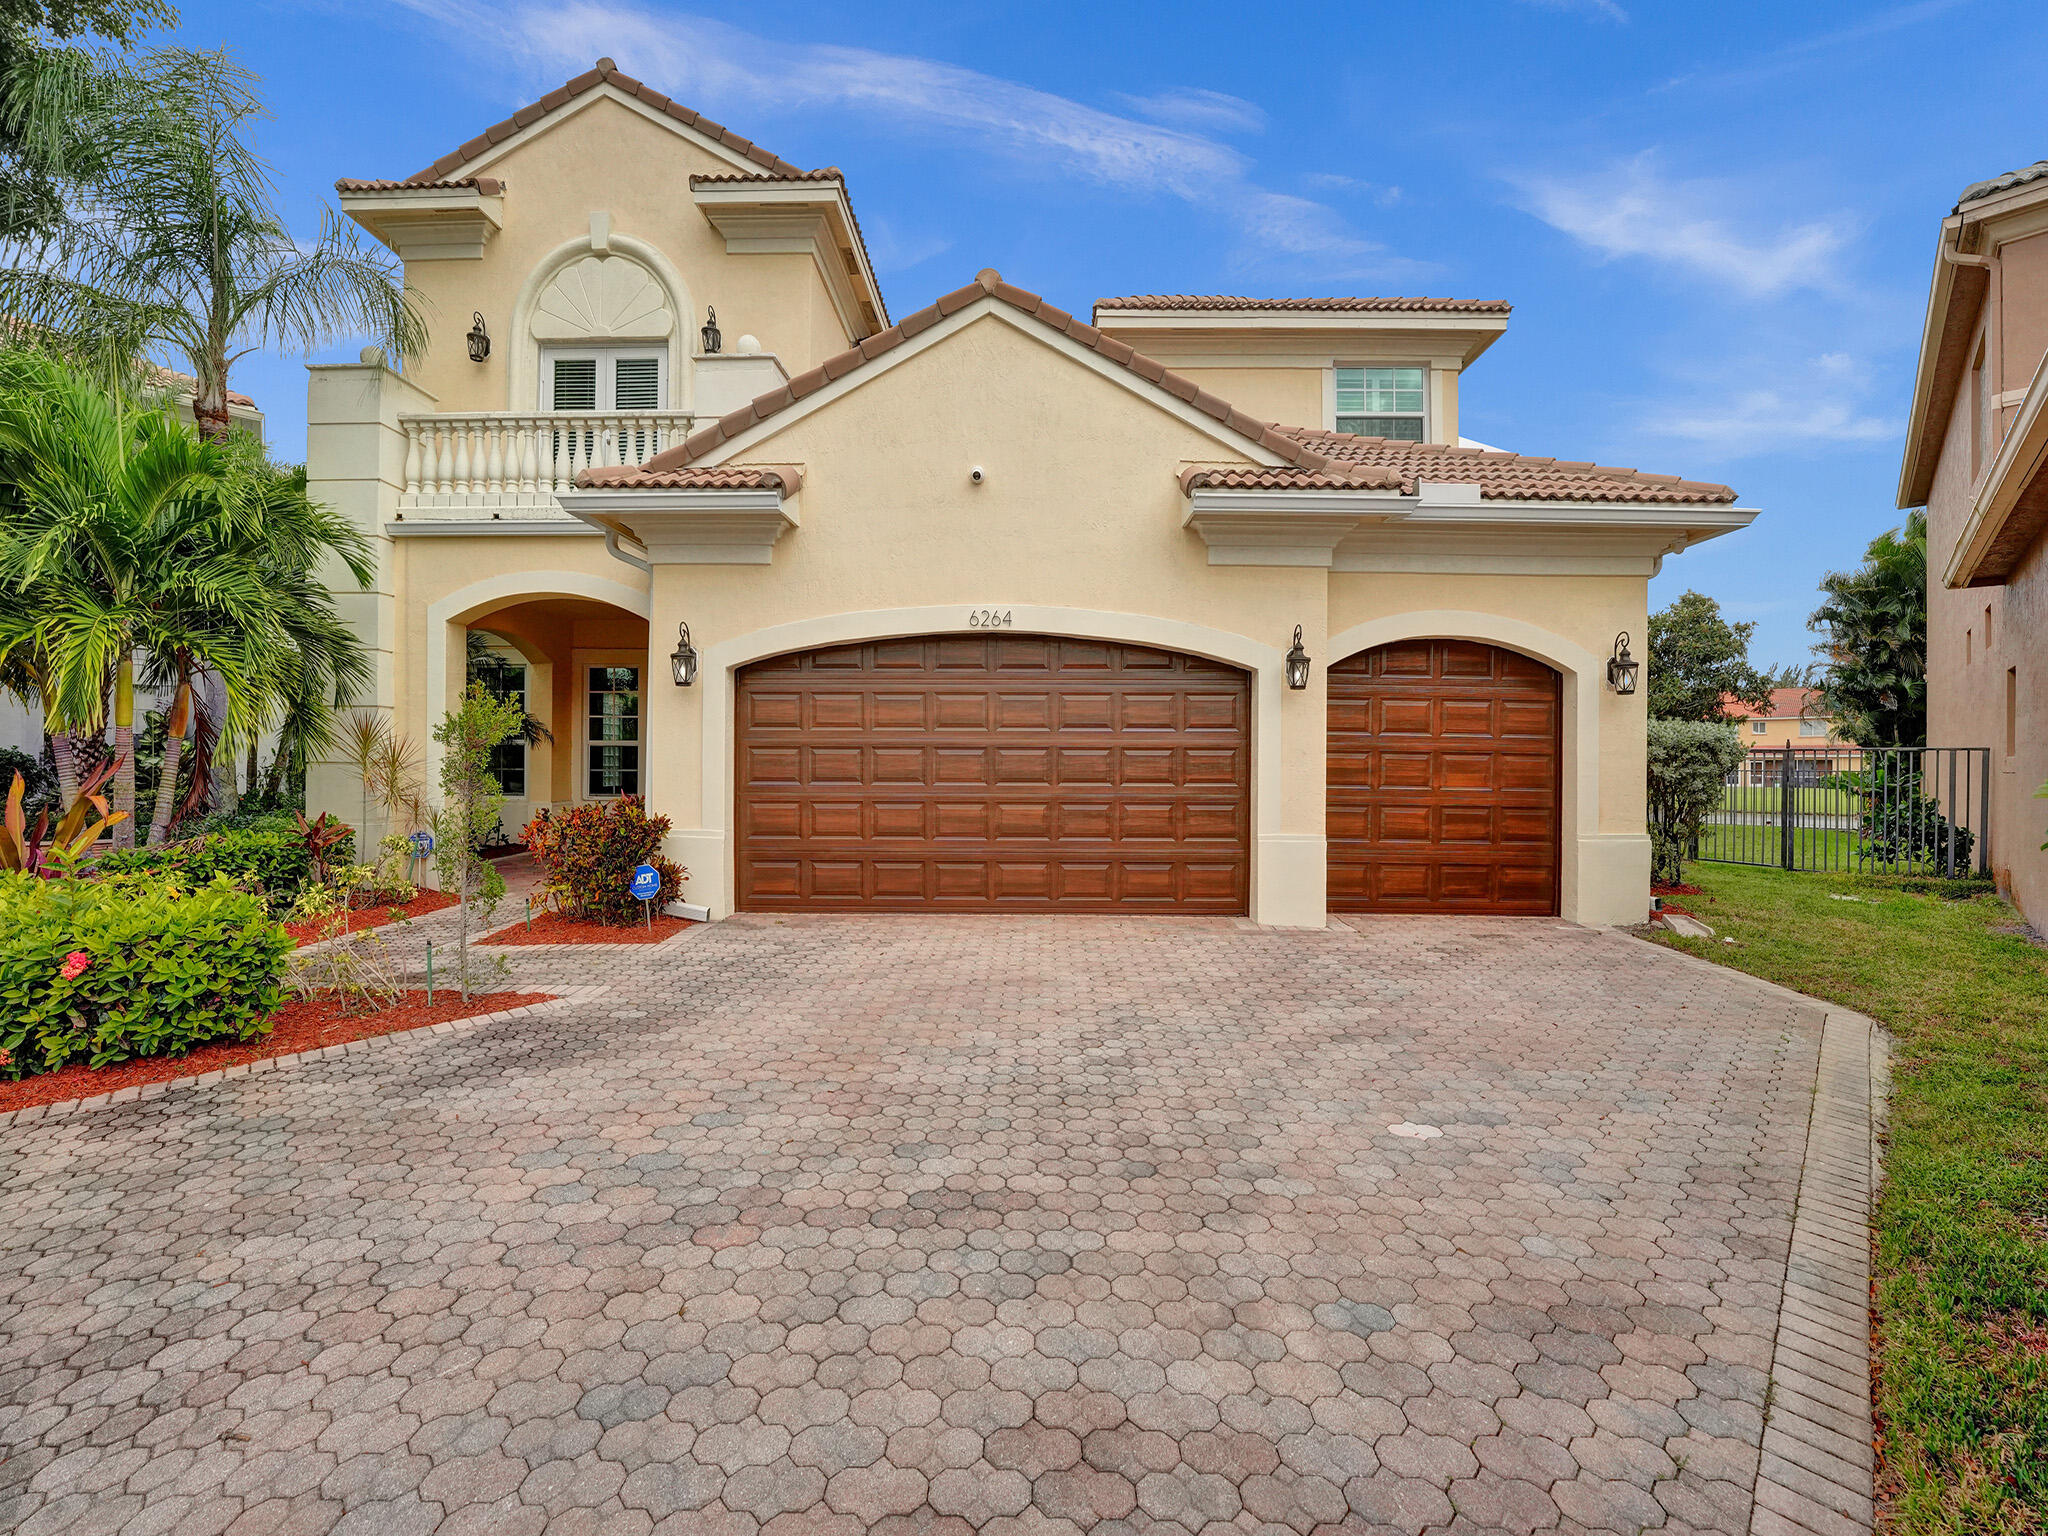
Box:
[1334,365,1425,440]
[473,654,529,796]
[586,665,641,797]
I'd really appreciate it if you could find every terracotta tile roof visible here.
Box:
[401,58,801,186]
[1179,464,1401,493]
[335,177,503,195]
[1723,687,1826,721]
[1956,160,2048,209]
[1281,429,1739,505]
[584,270,1373,488]
[150,365,256,410]
[579,463,802,493]
[1094,294,1513,316]
[688,168,890,327]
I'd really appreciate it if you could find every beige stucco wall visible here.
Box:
[396,95,856,413]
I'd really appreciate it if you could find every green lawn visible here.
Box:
[1647,863,2048,1535]
[1720,784,1859,815]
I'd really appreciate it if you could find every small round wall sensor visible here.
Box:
[970,466,986,484]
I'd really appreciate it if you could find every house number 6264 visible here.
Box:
[966,609,1014,628]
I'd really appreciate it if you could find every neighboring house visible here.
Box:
[1899,159,2048,922]
[1720,688,1850,787]
[152,367,267,441]
[305,58,1756,925]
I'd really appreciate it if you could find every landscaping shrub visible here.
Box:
[93,825,316,904]
[521,796,684,924]
[0,873,292,1077]
[1647,720,1747,885]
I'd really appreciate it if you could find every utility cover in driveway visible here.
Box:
[736,634,1250,911]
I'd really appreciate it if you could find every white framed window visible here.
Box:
[1334,365,1426,440]
[472,651,530,796]
[585,664,641,798]
[541,346,668,412]
[1798,717,1827,738]
[1751,718,1769,735]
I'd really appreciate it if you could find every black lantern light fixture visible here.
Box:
[670,622,699,688]
[1284,625,1311,691]
[700,306,722,355]
[465,311,490,363]
[1607,632,1640,695]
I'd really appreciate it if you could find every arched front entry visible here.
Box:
[1328,638,1561,915]
[733,632,1250,912]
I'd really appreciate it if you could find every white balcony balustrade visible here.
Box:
[397,412,695,514]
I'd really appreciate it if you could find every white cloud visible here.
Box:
[1514,0,1628,20]
[1638,354,1893,455]
[1303,172,1404,208]
[1115,87,1266,136]
[386,0,1417,276]
[1510,152,1854,298]
[858,217,953,275]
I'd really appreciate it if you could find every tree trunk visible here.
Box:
[110,656,135,849]
[193,383,233,443]
[245,740,260,801]
[262,741,290,804]
[48,723,80,808]
[145,678,193,845]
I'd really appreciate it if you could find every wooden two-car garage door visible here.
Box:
[1328,639,1561,915]
[736,635,1249,912]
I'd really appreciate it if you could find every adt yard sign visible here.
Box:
[629,864,662,901]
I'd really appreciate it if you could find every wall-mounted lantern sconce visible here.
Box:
[465,311,491,363]
[1284,625,1311,691]
[700,306,722,355]
[670,622,699,687]
[1607,632,1640,695]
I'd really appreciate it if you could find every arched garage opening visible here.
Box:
[733,632,1250,912]
[1328,638,1562,915]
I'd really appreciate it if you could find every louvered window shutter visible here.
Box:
[612,355,662,411]
[550,357,598,411]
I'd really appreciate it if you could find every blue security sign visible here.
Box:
[629,863,662,901]
[409,830,435,856]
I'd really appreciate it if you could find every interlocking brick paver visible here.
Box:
[0,916,1850,1535]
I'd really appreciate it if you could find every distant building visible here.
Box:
[1721,689,1850,787]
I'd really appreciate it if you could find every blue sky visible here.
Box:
[168,0,2048,668]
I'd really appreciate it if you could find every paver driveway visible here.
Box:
[0,915,1829,1536]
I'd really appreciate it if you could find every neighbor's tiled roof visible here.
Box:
[1179,464,1401,492]
[335,176,503,195]
[401,58,801,186]
[1282,429,1739,504]
[581,270,1383,488]
[1723,687,1825,721]
[1094,294,1513,316]
[150,365,255,410]
[1956,161,2048,209]
[579,463,803,493]
[687,169,890,326]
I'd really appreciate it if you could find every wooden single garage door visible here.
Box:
[736,635,1249,912]
[1328,639,1560,914]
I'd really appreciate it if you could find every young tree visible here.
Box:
[431,682,525,1001]
[1646,720,1748,885]
[1648,591,1777,723]
[0,47,424,437]
[1808,511,1927,748]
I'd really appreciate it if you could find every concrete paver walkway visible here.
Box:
[0,916,1857,1535]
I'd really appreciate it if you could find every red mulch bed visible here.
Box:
[0,990,553,1115]
[286,889,459,947]
[1652,881,1704,896]
[479,910,695,946]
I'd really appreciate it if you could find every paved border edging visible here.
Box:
[0,984,610,1132]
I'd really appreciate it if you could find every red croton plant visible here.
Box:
[0,759,129,876]
[521,796,684,925]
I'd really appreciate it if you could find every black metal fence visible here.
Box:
[1695,745,1992,877]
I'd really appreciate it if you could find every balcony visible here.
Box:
[397,411,696,515]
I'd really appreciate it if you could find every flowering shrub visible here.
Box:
[521,797,684,925]
[0,872,292,1077]
[94,825,333,909]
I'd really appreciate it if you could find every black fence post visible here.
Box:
[1780,744,1796,870]
[1980,748,1993,876]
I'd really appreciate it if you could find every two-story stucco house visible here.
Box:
[305,59,1756,927]
[1721,689,1849,788]
[1899,160,2048,923]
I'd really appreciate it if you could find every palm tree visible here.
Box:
[1809,510,1928,748]
[0,47,425,437]
[0,350,374,844]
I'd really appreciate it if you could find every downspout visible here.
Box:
[601,524,653,580]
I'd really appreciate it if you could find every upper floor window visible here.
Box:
[1798,718,1827,738]
[543,346,667,412]
[1335,366,1426,440]
[1751,718,1769,735]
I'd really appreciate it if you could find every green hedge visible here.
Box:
[93,825,335,906]
[0,874,292,1077]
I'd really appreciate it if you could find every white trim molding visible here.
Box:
[1325,610,1647,927]
[569,487,799,565]
[672,606,1312,926]
[508,232,696,415]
